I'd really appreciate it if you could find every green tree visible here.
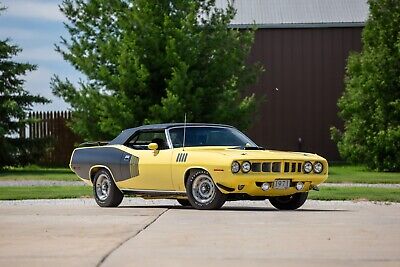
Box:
[52,0,263,141]
[0,7,49,168]
[331,0,400,171]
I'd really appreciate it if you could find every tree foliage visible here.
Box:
[0,7,49,168]
[332,0,400,171]
[52,0,263,141]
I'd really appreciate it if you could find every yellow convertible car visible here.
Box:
[70,123,328,210]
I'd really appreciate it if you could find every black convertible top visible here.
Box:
[108,123,234,145]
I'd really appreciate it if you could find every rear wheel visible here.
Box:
[186,170,226,210]
[269,192,308,210]
[176,199,191,207]
[93,169,123,207]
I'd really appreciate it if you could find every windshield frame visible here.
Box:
[166,125,258,149]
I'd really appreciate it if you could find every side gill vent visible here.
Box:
[176,153,188,162]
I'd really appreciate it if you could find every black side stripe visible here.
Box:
[176,153,188,162]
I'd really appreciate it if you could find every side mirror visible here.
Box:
[148,143,159,151]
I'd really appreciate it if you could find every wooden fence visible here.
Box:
[20,111,82,167]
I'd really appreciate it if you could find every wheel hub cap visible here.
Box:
[192,174,216,204]
[96,174,111,201]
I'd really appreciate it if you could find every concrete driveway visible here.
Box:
[0,199,399,267]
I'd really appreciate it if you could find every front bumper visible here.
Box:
[212,173,328,197]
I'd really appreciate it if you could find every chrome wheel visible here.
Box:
[191,174,216,204]
[95,173,111,201]
[186,170,226,210]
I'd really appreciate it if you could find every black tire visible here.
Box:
[176,199,192,207]
[93,169,123,207]
[269,192,308,210]
[186,170,226,210]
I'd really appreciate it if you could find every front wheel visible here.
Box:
[93,169,123,207]
[269,192,308,210]
[186,170,226,210]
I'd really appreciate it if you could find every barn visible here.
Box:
[222,0,369,160]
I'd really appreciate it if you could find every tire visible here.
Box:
[269,192,308,210]
[186,170,226,210]
[93,169,123,207]
[176,199,192,207]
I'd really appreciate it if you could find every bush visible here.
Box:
[331,0,400,171]
[1,138,55,168]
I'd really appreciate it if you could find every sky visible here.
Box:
[0,0,82,111]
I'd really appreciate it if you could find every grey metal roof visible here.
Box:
[216,0,369,28]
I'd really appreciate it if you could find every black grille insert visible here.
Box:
[291,163,296,172]
[297,163,302,172]
[262,162,271,172]
[251,163,261,172]
[284,162,290,172]
[272,162,281,172]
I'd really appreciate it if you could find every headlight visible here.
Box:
[231,161,240,173]
[242,161,251,173]
[313,162,323,173]
[303,161,313,173]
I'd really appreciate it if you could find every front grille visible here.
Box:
[251,161,303,173]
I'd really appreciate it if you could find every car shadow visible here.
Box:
[118,205,349,212]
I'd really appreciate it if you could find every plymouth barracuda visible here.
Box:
[70,123,328,210]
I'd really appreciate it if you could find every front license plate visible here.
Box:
[274,179,291,189]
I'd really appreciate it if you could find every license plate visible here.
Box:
[274,179,291,189]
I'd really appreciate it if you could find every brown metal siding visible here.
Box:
[246,27,362,160]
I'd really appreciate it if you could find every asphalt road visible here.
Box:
[0,198,399,267]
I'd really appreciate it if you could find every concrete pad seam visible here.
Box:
[96,208,169,267]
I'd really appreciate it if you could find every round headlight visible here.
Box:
[242,161,251,173]
[314,162,323,173]
[231,161,240,173]
[303,161,313,173]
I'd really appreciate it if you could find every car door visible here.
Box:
[120,130,174,190]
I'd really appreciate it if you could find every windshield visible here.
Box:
[168,126,257,148]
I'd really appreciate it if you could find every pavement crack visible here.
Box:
[96,208,169,267]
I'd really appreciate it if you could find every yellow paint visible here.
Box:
[73,145,328,198]
[117,146,174,190]
[147,143,158,150]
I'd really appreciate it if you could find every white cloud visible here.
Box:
[3,0,65,22]
[0,27,55,40]
[23,66,53,95]
[16,46,62,62]
[23,66,71,111]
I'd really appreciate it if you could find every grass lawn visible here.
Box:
[1,164,399,184]
[0,166,79,181]
[327,165,400,184]
[309,187,400,202]
[0,185,399,203]
[0,186,92,200]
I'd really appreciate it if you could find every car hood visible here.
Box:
[182,147,326,161]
